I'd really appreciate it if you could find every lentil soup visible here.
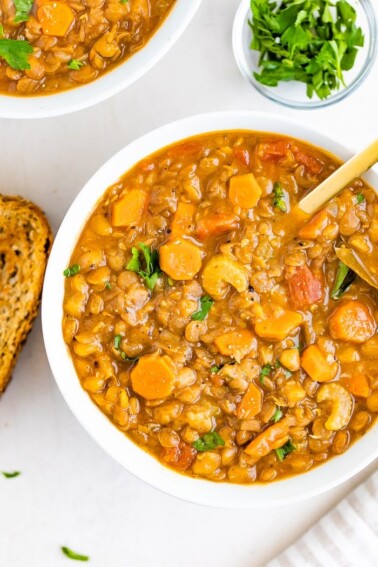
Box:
[0,0,175,96]
[62,131,378,484]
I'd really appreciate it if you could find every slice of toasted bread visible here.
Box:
[0,195,52,393]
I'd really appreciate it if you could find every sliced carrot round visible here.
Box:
[38,1,75,37]
[329,300,376,343]
[130,352,176,400]
[159,239,202,280]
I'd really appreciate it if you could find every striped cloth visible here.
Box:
[267,470,378,567]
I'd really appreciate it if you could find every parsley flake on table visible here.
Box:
[14,0,34,23]
[2,471,21,478]
[249,0,365,100]
[61,547,89,562]
[0,38,33,70]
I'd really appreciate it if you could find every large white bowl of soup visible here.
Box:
[42,111,378,508]
[0,0,202,118]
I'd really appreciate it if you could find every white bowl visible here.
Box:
[42,111,378,508]
[0,0,202,119]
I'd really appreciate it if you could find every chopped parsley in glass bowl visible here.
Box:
[233,0,377,109]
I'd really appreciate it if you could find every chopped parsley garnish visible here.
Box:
[250,0,365,100]
[2,471,21,478]
[0,38,33,70]
[275,439,296,462]
[113,334,136,362]
[63,264,80,278]
[273,182,287,212]
[126,243,161,291]
[68,59,85,70]
[14,0,34,23]
[193,431,225,452]
[191,295,214,321]
[210,366,221,373]
[259,364,273,384]
[272,407,283,423]
[61,547,89,562]
[331,261,356,300]
[356,192,365,204]
[105,281,112,290]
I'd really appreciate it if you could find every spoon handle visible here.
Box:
[298,139,378,215]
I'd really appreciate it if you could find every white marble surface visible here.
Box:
[0,1,377,566]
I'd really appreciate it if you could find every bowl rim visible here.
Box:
[0,0,202,119]
[232,0,378,109]
[42,110,378,509]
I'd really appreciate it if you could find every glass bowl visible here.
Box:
[232,0,377,109]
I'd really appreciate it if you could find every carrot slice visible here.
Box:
[111,189,148,228]
[229,173,262,209]
[301,344,339,382]
[298,209,329,240]
[130,352,176,400]
[342,372,371,398]
[254,310,303,342]
[171,202,195,237]
[329,300,376,343]
[38,1,75,36]
[244,418,291,458]
[159,239,202,280]
[215,329,256,361]
[237,383,262,420]
[287,265,323,309]
[196,212,239,240]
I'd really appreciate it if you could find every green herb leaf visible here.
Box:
[356,192,365,204]
[113,334,136,362]
[63,264,80,278]
[210,366,220,373]
[191,295,214,321]
[126,247,140,272]
[113,334,122,350]
[125,243,161,291]
[272,407,283,423]
[259,363,273,385]
[0,38,32,70]
[105,281,112,290]
[68,59,85,70]
[250,0,364,100]
[0,24,4,37]
[273,182,287,212]
[275,439,296,462]
[14,0,34,23]
[193,431,225,452]
[61,547,89,562]
[2,471,21,478]
[331,261,356,300]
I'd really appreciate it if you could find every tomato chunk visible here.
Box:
[292,146,323,175]
[161,442,197,471]
[196,212,239,240]
[287,265,323,309]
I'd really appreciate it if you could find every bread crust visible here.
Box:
[0,195,52,393]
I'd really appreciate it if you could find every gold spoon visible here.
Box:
[297,139,378,290]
